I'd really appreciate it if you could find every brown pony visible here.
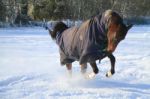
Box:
[46,10,133,79]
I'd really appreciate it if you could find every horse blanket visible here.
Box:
[56,13,109,65]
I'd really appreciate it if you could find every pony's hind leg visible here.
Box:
[86,62,99,79]
[80,63,87,74]
[66,63,72,76]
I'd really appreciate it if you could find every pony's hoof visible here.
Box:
[106,71,113,77]
[85,72,96,79]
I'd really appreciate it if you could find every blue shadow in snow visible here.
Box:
[79,79,150,94]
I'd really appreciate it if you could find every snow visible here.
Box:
[0,25,150,99]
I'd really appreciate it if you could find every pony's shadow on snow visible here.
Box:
[80,78,150,94]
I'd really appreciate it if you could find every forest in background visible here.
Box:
[0,0,150,27]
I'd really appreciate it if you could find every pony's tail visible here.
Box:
[49,22,68,40]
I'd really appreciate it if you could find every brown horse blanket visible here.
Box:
[56,13,109,65]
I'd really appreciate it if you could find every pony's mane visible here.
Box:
[50,22,68,39]
[104,10,113,18]
[104,10,123,27]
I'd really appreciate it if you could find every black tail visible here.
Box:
[49,22,68,40]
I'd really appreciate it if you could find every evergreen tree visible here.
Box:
[0,0,6,22]
[0,0,150,24]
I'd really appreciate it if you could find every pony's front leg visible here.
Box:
[66,63,72,76]
[86,62,99,79]
[106,54,116,77]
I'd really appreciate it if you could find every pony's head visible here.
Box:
[104,10,133,53]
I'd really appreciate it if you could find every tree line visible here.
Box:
[0,0,150,26]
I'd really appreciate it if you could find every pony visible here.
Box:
[46,10,133,79]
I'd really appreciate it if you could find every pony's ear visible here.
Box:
[127,24,133,30]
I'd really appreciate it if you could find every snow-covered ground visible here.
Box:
[0,26,150,99]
